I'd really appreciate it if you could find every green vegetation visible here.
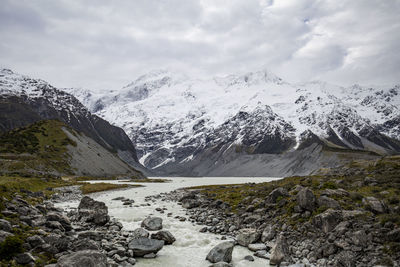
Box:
[0,120,77,176]
[80,182,141,194]
[0,235,24,260]
[188,156,400,228]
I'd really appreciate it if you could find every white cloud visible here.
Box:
[0,0,399,90]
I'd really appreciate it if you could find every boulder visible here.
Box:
[334,250,356,267]
[151,230,176,245]
[78,196,109,225]
[71,238,99,251]
[351,230,370,247]
[269,234,289,266]
[141,217,163,231]
[46,212,72,231]
[362,197,387,214]
[236,228,259,246]
[15,253,35,264]
[313,209,343,234]
[261,224,276,242]
[182,199,201,209]
[26,235,45,248]
[206,241,234,263]
[56,250,108,267]
[131,228,150,239]
[128,238,164,257]
[248,243,267,252]
[317,196,341,210]
[267,188,289,203]
[387,228,400,242]
[244,255,254,261]
[0,219,12,232]
[297,188,316,211]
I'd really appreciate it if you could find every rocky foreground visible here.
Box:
[0,186,179,266]
[151,158,400,266]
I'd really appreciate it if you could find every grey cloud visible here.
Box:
[0,0,399,90]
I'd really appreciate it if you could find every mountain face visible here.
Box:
[66,69,400,176]
[0,69,145,173]
[0,119,143,177]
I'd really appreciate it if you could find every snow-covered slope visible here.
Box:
[65,69,400,176]
[0,68,146,175]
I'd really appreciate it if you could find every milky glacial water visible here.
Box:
[57,177,281,267]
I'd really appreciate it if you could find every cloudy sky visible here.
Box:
[0,0,399,90]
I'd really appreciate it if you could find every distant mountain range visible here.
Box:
[0,68,146,177]
[3,68,399,176]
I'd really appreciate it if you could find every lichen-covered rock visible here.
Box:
[317,196,341,210]
[362,197,387,214]
[261,224,276,242]
[313,209,342,233]
[78,196,109,226]
[267,187,289,203]
[269,234,289,265]
[297,188,316,211]
[236,228,259,246]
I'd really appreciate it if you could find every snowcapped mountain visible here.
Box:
[66,69,400,176]
[0,68,145,174]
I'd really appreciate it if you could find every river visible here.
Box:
[57,177,281,267]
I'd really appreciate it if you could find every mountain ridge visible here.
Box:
[0,68,147,174]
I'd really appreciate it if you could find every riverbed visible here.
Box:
[57,177,280,267]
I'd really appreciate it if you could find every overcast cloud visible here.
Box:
[0,0,399,90]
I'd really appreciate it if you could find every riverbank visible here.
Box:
[158,157,400,266]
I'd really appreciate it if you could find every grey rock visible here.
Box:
[254,250,270,259]
[269,234,289,266]
[317,196,341,210]
[131,228,149,239]
[297,188,316,211]
[387,228,400,242]
[46,221,65,231]
[261,224,276,242]
[209,262,233,267]
[78,231,103,241]
[141,217,163,231]
[182,199,201,209]
[313,209,342,233]
[27,235,45,248]
[248,243,267,251]
[334,250,356,267]
[46,212,72,231]
[71,238,99,251]
[151,230,176,245]
[128,238,164,257]
[351,230,370,247]
[206,241,234,263]
[236,228,259,246]
[78,196,110,226]
[0,219,12,232]
[244,255,255,261]
[362,197,387,214]
[15,252,35,264]
[143,252,157,258]
[267,187,289,203]
[56,250,108,267]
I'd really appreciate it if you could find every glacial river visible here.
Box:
[57,177,280,267]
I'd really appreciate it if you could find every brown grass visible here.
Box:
[79,182,141,194]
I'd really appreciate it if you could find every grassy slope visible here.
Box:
[0,120,77,176]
